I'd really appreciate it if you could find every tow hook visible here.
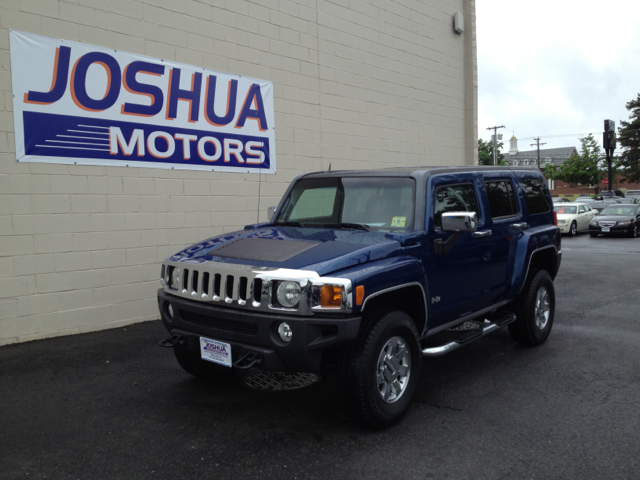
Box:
[158,334,186,348]
[233,351,262,369]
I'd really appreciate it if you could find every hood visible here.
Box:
[595,214,636,222]
[168,225,417,276]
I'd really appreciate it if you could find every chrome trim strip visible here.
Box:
[361,282,428,333]
[517,244,559,296]
[424,300,510,337]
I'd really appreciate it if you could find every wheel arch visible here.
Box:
[361,283,428,336]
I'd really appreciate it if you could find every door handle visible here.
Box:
[511,222,528,232]
[473,230,492,238]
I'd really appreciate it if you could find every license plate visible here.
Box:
[200,337,232,367]
[602,227,610,232]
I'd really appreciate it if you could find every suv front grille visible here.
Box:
[179,310,259,335]
[165,263,265,308]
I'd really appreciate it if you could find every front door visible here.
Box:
[426,174,518,327]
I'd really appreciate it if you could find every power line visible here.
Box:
[530,138,547,169]
[486,125,505,165]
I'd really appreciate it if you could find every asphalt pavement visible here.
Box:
[2,233,640,479]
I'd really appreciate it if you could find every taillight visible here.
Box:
[553,210,558,226]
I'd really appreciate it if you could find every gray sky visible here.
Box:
[477,0,640,154]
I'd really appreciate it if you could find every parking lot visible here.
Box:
[2,232,640,479]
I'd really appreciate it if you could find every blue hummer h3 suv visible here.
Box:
[158,166,561,428]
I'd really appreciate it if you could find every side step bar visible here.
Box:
[421,310,516,358]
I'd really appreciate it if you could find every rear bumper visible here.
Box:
[158,289,361,372]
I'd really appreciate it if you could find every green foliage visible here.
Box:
[478,138,507,166]
[553,134,608,191]
[618,93,640,183]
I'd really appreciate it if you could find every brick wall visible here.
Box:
[0,0,476,345]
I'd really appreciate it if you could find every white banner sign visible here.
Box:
[10,30,276,173]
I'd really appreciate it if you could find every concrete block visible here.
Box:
[125,246,158,265]
[108,230,141,249]
[54,251,93,272]
[71,195,108,213]
[35,271,75,294]
[90,213,126,232]
[91,249,127,269]
[33,233,72,254]
[74,268,111,289]
[32,195,71,214]
[71,232,109,252]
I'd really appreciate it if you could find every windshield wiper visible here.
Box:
[275,221,307,227]
[320,223,371,232]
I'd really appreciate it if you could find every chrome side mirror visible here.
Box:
[442,211,477,233]
[267,206,276,222]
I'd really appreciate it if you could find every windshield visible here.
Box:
[600,206,637,216]
[274,176,415,231]
[554,206,577,214]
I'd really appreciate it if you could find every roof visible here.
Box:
[301,165,543,179]
[507,147,578,167]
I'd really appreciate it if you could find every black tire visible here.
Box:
[174,347,236,380]
[339,311,421,429]
[569,221,577,237]
[509,270,555,347]
[629,224,638,238]
[590,232,598,238]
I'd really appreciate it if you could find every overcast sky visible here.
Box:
[476,0,640,154]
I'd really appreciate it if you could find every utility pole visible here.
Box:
[487,125,505,165]
[530,137,547,169]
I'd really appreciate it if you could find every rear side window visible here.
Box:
[521,178,550,214]
[485,180,519,219]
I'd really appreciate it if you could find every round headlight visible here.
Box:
[277,281,301,308]
[171,267,181,290]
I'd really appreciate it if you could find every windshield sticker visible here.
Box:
[391,216,406,227]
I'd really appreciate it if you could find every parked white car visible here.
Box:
[554,202,597,236]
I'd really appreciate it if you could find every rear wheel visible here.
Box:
[339,310,421,428]
[509,270,555,347]
[174,347,236,380]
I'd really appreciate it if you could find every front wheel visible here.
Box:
[340,311,422,428]
[590,232,598,238]
[509,270,555,347]
[629,224,638,238]
[569,221,577,236]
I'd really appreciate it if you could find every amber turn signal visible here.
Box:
[320,285,342,307]
[356,285,365,306]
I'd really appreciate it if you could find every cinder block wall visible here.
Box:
[0,0,476,345]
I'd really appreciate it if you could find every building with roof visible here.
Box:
[1,1,478,345]
[506,136,577,168]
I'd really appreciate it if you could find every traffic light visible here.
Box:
[603,131,616,150]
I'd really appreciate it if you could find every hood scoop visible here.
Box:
[207,237,320,262]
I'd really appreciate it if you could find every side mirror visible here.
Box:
[442,211,477,233]
[267,206,276,222]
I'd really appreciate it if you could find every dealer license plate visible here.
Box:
[200,337,232,367]
[602,227,610,232]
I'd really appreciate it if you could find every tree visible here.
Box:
[553,134,605,194]
[478,138,507,166]
[618,93,640,183]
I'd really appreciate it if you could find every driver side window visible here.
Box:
[433,183,480,229]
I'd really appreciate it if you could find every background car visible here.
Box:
[589,204,640,238]
[617,197,639,204]
[554,203,597,236]
[552,197,570,203]
[597,190,624,200]
[574,196,595,203]
[624,190,640,198]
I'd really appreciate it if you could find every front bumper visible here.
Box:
[589,224,633,235]
[158,289,361,372]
